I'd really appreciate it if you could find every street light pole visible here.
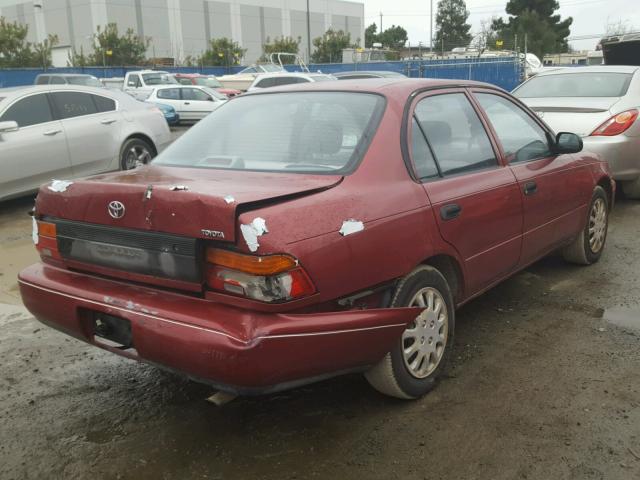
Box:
[306,0,311,62]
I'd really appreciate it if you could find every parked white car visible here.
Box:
[0,85,171,202]
[145,85,227,121]
[247,72,336,92]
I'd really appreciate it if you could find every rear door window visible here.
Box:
[0,93,54,127]
[414,93,497,177]
[50,76,66,85]
[157,88,181,100]
[475,93,552,163]
[255,77,276,88]
[92,94,116,113]
[50,92,98,119]
[410,117,439,179]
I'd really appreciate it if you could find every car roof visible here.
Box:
[244,77,502,96]
[0,85,138,106]
[534,65,639,76]
[36,73,95,77]
[333,71,405,77]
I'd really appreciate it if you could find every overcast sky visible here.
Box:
[360,0,640,52]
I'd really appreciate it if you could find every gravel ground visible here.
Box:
[0,193,639,480]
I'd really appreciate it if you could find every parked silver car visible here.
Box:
[513,66,640,198]
[0,85,171,202]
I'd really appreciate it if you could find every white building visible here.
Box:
[0,0,364,64]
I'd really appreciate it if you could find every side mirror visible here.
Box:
[555,132,583,154]
[0,121,18,133]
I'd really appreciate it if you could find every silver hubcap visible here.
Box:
[589,198,607,253]
[402,287,448,379]
[124,145,151,170]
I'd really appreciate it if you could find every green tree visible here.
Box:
[260,36,300,63]
[200,38,246,66]
[365,23,378,48]
[0,17,58,67]
[89,23,149,65]
[378,25,408,50]
[311,29,354,63]
[492,0,572,58]
[435,0,473,52]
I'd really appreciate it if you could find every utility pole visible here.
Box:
[380,12,383,33]
[306,0,311,63]
[430,0,433,52]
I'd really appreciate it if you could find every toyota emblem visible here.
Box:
[108,201,126,219]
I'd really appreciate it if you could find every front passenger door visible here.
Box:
[412,90,523,296]
[0,93,71,198]
[473,90,593,266]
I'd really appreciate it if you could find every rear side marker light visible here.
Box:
[591,109,639,136]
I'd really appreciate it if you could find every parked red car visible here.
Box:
[174,73,241,97]
[19,79,613,399]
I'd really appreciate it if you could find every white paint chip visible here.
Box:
[32,217,38,245]
[339,219,365,237]
[240,217,269,252]
[48,179,73,192]
[224,195,235,204]
[169,185,188,191]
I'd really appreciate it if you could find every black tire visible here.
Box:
[120,138,155,170]
[365,265,455,399]
[562,186,609,265]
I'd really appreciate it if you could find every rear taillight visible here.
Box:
[205,248,316,302]
[33,220,61,260]
[590,109,639,136]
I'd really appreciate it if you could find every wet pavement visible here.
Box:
[1,195,639,480]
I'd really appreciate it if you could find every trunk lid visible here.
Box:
[36,165,342,242]
[521,97,622,136]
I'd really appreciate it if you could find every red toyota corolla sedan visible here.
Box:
[19,79,613,399]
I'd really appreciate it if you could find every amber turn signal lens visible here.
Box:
[37,221,57,238]
[206,248,298,275]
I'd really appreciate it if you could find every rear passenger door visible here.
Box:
[50,91,122,176]
[472,89,593,266]
[0,92,71,198]
[410,89,523,295]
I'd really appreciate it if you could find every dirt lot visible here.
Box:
[1,193,639,480]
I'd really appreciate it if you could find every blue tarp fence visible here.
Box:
[0,57,523,91]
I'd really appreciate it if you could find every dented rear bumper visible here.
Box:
[18,263,417,395]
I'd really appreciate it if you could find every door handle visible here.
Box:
[184,102,191,105]
[43,129,62,136]
[100,119,117,125]
[524,181,538,196]
[440,203,462,221]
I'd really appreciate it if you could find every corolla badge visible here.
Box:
[108,201,126,219]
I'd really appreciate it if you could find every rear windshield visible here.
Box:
[514,72,633,98]
[194,77,222,88]
[67,76,102,87]
[142,73,178,85]
[154,92,385,174]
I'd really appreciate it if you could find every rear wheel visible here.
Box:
[621,177,640,199]
[365,265,455,399]
[562,186,609,265]
[120,138,154,170]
